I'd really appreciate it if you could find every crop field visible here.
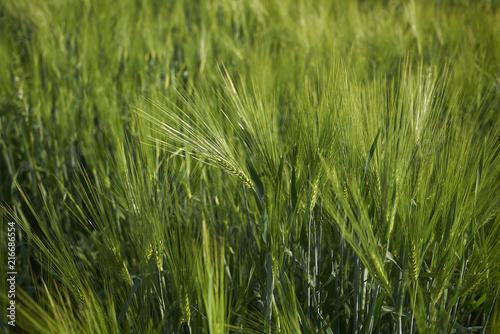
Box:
[1,0,499,333]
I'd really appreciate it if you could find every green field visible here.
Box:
[1,0,499,333]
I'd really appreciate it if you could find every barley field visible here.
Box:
[1,0,499,333]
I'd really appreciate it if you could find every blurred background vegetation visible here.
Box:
[0,0,499,333]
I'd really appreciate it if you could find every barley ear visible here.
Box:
[409,240,418,282]
[272,256,279,289]
[343,181,349,201]
[457,272,481,298]
[112,247,133,287]
[309,177,320,212]
[179,284,191,324]
[214,157,254,189]
[368,251,392,295]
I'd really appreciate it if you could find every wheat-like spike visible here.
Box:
[146,244,154,261]
[309,177,320,211]
[67,280,85,304]
[343,181,349,200]
[361,259,391,296]
[112,247,133,287]
[121,261,133,287]
[182,180,192,200]
[431,257,455,303]
[179,284,191,324]
[272,256,279,289]
[214,157,254,189]
[368,251,392,294]
[156,241,164,272]
[458,272,481,297]
[409,240,418,282]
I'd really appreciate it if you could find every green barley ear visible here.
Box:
[156,241,164,272]
[181,179,192,200]
[309,177,320,212]
[431,249,457,303]
[272,255,279,289]
[369,251,393,295]
[112,247,133,287]
[146,243,153,262]
[179,284,191,325]
[409,241,418,282]
[214,157,254,190]
[343,181,349,201]
[457,272,481,298]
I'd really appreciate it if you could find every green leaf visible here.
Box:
[117,278,141,325]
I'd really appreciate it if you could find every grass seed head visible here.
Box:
[179,285,191,325]
[309,177,320,211]
[458,273,480,298]
[214,157,254,189]
[409,241,418,282]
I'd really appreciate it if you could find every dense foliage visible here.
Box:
[1,0,499,333]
